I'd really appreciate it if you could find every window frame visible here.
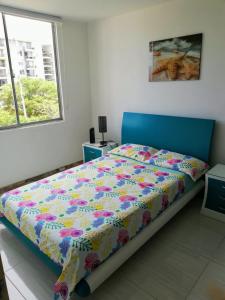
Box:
[0,11,63,131]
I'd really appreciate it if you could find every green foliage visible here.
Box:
[0,77,60,127]
[0,109,17,126]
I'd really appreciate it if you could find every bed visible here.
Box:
[0,112,215,300]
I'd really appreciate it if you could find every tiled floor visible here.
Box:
[1,195,225,300]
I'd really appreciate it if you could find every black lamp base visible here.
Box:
[100,140,107,146]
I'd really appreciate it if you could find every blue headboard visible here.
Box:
[122,112,215,162]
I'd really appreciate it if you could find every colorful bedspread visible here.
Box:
[0,154,187,300]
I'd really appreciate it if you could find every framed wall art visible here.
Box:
[149,33,203,82]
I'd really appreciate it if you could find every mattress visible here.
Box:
[0,153,195,300]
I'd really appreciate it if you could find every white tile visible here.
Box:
[6,255,57,300]
[157,204,225,259]
[187,262,225,300]
[73,270,155,300]
[0,225,34,271]
[5,277,25,300]
[212,237,225,267]
[118,238,208,300]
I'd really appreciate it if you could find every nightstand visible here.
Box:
[201,164,225,222]
[82,142,118,163]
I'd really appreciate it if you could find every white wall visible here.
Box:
[0,20,91,188]
[88,0,225,164]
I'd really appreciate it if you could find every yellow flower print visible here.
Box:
[71,193,80,198]
[146,202,153,209]
[138,177,145,183]
[39,206,49,213]
[126,149,133,155]
[92,238,101,251]
[190,161,198,167]
[23,194,32,200]
[93,203,104,210]
[52,183,61,189]
[95,180,104,186]
[118,189,127,195]
[123,218,129,229]
[62,219,74,228]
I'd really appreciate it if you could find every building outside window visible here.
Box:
[0,12,62,129]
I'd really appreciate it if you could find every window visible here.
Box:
[0,12,62,129]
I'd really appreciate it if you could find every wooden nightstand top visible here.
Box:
[207,164,225,179]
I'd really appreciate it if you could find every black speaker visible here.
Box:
[98,116,107,146]
[98,116,107,133]
[89,127,95,144]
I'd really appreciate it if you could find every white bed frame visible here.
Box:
[81,180,204,294]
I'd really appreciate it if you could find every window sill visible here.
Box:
[0,117,64,132]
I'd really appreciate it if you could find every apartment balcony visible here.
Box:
[0,70,7,77]
[45,74,54,81]
[26,64,35,69]
[42,51,53,58]
[0,61,6,68]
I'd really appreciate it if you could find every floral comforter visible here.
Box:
[0,154,187,300]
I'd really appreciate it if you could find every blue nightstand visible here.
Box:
[201,164,225,222]
[82,142,118,163]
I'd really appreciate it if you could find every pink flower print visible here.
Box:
[115,159,127,163]
[18,201,36,207]
[138,182,154,189]
[178,180,185,193]
[93,211,103,218]
[62,169,74,175]
[97,167,111,172]
[121,145,133,150]
[9,189,21,195]
[155,171,169,177]
[119,195,137,202]
[117,229,129,245]
[54,282,68,300]
[95,186,112,192]
[59,228,83,238]
[102,211,113,217]
[133,165,146,169]
[39,179,49,184]
[138,151,151,160]
[204,163,209,169]
[77,178,90,183]
[64,169,74,174]
[93,210,114,218]
[161,195,169,209]
[51,189,66,195]
[191,168,198,178]
[168,159,182,164]
[85,253,100,271]
[116,174,131,180]
[69,199,88,206]
[36,213,57,222]
[142,211,151,226]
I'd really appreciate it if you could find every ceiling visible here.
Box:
[0,0,170,21]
